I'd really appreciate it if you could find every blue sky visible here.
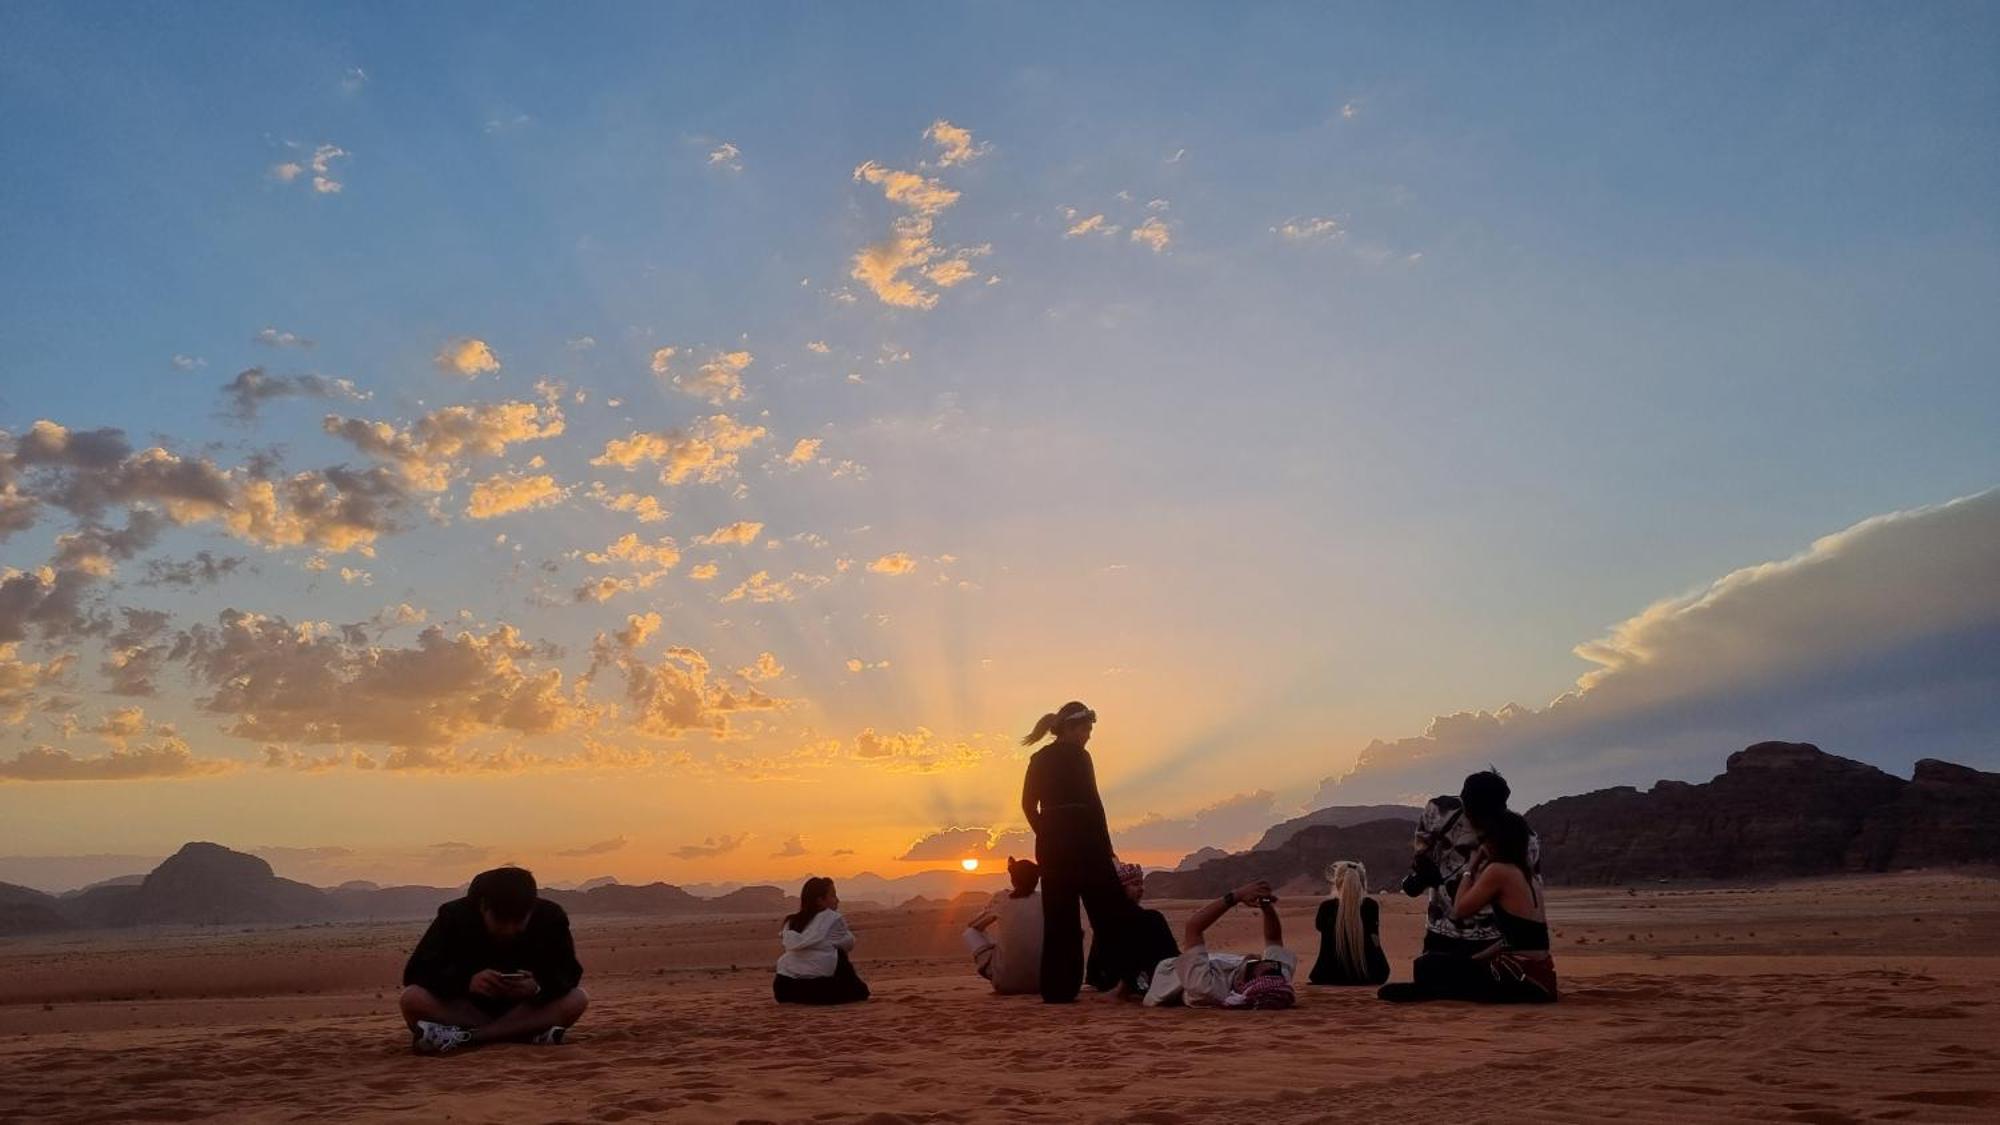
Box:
[2,3,1996,886]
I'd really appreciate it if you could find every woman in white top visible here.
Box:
[774,877,870,1004]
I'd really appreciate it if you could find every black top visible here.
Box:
[1086,906,1180,992]
[1021,741,1113,856]
[1308,897,1391,985]
[1491,902,1551,952]
[402,896,583,1000]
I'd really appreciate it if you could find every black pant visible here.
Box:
[1039,838,1135,1003]
[1088,907,1179,993]
[773,950,870,1005]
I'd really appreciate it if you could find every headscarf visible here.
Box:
[1115,862,1145,888]
[1224,973,1296,1011]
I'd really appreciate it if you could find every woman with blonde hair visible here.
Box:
[1308,860,1391,986]
[1020,701,1139,1003]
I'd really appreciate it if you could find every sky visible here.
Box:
[2,2,1997,892]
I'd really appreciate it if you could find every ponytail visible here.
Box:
[1021,701,1097,746]
[1021,713,1061,746]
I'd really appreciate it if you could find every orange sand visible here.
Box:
[4,873,1998,1123]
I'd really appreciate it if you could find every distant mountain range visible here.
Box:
[1148,743,2000,898]
[0,842,800,937]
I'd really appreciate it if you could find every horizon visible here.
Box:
[3,4,1997,895]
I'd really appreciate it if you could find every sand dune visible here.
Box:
[4,873,1998,1123]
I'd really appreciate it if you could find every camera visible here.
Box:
[1400,853,1443,897]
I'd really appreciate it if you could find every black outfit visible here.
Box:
[773,949,871,1005]
[1023,740,1137,1003]
[403,896,583,1015]
[1308,897,1391,986]
[1086,906,1179,993]
[1379,882,1557,1004]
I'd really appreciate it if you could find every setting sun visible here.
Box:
[960,858,980,872]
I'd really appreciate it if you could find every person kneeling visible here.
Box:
[1143,880,1297,1010]
[399,866,588,1055]
[965,858,1044,995]
[775,877,870,1004]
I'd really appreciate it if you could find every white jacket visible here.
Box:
[776,909,855,979]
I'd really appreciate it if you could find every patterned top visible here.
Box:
[1417,796,1541,943]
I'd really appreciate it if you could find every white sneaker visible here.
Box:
[412,1020,473,1055]
[530,1026,566,1046]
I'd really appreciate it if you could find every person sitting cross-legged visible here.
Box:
[1086,861,1180,998]
[1143,879,1297,1010]
[964,857,1044,995]
[399,866,589,1055]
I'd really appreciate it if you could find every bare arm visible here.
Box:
[1451,865,1509,920]
[1259,899,1282,946]
[1182,880,1272,950]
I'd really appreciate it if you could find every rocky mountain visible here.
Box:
[1251,804,1424,851]
[705,884,789,913]
[1144,818,1418,899]
[0,882,72,935]
[1528,742,2000,884]
[1175,846,1229,871]
[61,843,332,928]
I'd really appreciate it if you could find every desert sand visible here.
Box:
[4,872,1998,1123]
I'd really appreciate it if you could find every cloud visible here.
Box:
[653,347,753,405]
[672,834,747,860]
[181,610,596,750]
[589,626,782,739]
[848,136,987,309]
[592,414,768,486]
[1312,488,2000,807]
[897,825,1034,863]
[805,340,830,354]
[140,552,247,588]
[695,520,763,547]
[0,736,235,782]
[220,368,367,421]
[309,144,347,193]
[770,834,808,858]
[924,120,988,167]
[170,354,205,372]
[1116,791,1282,855]
[464,471,565,519]
[324,398,565,491]
[340,67,367,94]
[866,552,917,576]
[707,142,742,172]
[1064,211,1118,239]
[434,337,501,378]
[252,327,313,349]
[575,534,680,601]
[1130,216,1173,253]
[0,643,72,723]
[853,161,960,216]
[586,484,669,523]
[783,438,822,465]
[738,652,783,681]
[557,836,629,857]
[1274,216,1343,241]
[849,727,988,773]
[719,570,796,604]
[688,562,719,582]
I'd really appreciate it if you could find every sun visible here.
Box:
[960,857,980,871]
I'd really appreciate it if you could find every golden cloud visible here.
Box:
[434,337,501,378]
[464,471,565,519]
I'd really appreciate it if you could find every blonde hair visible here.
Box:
[1021,701,1093,746]
[1325,861,1369,982]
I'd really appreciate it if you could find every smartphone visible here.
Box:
[1255,895,1277,906]
[499,970,534,982]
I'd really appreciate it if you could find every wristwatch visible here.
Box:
[1222,890,1238,908]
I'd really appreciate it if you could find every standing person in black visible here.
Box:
[1022,700,1137,1003]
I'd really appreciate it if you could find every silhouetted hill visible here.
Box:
[1252,804,1424,851]
[63,842,331,927]
[1145,818,1418,899]
[545,880,708,915]
[0,882,72,936]
[1528,742,2000,884]
[1175,846,1229,871]
[705,884,788,913]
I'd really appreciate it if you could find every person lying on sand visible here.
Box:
[964,857,1044,995]
[1308,861,1390,986]
[1379,812,1558,1003]
[399,866,588,1055]
[1142,879,1297,1010]
[1085,861,1179,998]
[775,877,871,1004]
